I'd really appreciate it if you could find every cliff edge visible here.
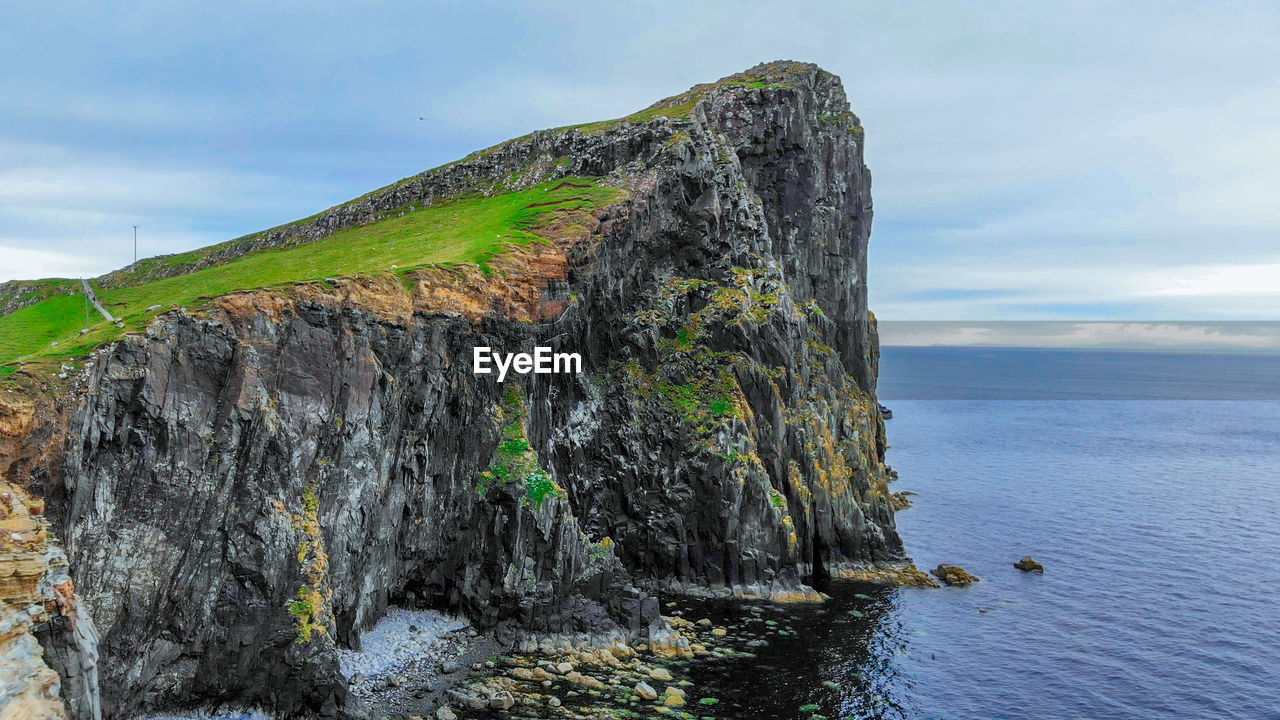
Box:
[0,61,904,719]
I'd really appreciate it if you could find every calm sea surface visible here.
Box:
[676,348,1280,719]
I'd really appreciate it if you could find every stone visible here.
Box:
[1014,556,1044,573]
[489,691,515,710]
[436,708,457,720]
[932,564,980,587]
[635,681,659,700]
[710,627,727,637]
[649,668,673,682]
[566,671,606,690]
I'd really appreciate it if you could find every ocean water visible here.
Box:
[674,348,1280,719]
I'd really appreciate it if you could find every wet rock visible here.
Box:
[889,491,915,511]
[663,686,686,707]
[448,690,487,710]
[835,563,941,588]
[635,681,658,700]
[932,564,980,587]
[489,691,515,710]
[566,671,606,690]
[1014,556,1044,573]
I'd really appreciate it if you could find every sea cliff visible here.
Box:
[0,61,903,719]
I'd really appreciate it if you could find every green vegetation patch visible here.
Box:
[288,482,332,644]
[1,177,625,371]
[477,385,565,509]
[770,488,787,510]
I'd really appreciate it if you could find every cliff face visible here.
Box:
[2,61,901,719]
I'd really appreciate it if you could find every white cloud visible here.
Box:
[1132,263,1280,298]
[0,141,341,281]
[879,321,1280,351]
[0,246,112,282]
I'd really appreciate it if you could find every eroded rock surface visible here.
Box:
[3,61,904,719]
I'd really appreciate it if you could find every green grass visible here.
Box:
[1,177,624,370]
[0,295,101,368]
[562,92,703,135]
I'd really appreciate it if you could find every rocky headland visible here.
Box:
[0,61,919,719]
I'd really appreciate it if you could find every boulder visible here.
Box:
[932,564,980,586]
[1014,556,1044,573]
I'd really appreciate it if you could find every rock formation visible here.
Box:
[0,61,905,719]
[932,564,980,587]
[1014,556,1045,573]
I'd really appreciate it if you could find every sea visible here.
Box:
[676,347,1280,719]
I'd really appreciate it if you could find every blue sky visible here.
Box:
[3,1,1277,320]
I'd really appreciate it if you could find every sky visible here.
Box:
[877,321,1280,352]
[2,1,1278,322]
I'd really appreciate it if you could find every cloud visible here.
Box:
[1133,263,1280,298]
[0,246,112,281]
[879,321,1280,351]
[0,141,342,281]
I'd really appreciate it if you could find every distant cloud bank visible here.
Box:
[878,321,1280,352]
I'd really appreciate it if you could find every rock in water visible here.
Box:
[1014,556,1045,573]
[932,564,981,586]
[4,60,905,719]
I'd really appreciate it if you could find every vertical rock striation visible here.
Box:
[2,61,904,719]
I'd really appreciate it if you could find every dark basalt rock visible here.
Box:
[22,61,904,719]
[1014,556,1045,573]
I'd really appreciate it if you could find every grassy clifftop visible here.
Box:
[0,177,624,373]
[0,60,829,378]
